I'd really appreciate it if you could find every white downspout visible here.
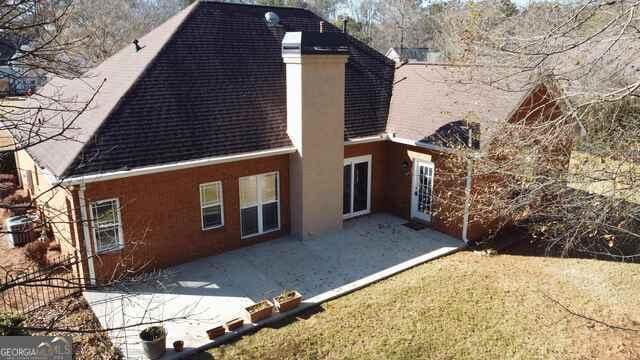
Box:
[78,184,96,286]
[462,157,473,243]
[462,127,474,244]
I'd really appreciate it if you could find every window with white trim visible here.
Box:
[239,172,279,238]
[90,199,124,254]
[200,181,224,230]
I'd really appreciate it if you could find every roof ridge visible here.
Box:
[59,2,200,177]
[200,0,315,12]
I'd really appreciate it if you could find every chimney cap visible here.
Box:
[282,32,349,56]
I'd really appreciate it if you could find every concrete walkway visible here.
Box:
[84,213,463,359]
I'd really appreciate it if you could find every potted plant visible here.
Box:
[206,325,225,340]
[273,289,302,312]
[244,299,274,323]
[172,340,184,353]
[225,317,244,331]
[139,326,166,360]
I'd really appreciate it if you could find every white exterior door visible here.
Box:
[411,160,434,222]
[343,155,372,219]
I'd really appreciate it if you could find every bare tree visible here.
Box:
[0,2,195,358]
[432,0,640,259]
[58,0,184,67]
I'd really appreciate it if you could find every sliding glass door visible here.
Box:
[343,155,371,218]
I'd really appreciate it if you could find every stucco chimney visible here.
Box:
[282,31,349,239]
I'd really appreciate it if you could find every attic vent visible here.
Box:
[265,11,280,26]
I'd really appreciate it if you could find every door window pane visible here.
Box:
[241,206,259,237]
[416,165,433,214]
[343,164,352,215]
[353,162,369,212]
[262,202,279,231]
[239,177,258,207]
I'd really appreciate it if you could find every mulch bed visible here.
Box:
[24,293,122,359]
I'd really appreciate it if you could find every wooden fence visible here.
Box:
[0,251,82,314]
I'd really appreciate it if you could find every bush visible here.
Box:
[24,241,48,266]
[0,313,26,336]
[4,192,30,205]
[0,174,17,184]
[0,181,16,198]
[48,241,61,252]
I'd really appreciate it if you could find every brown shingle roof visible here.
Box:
[386,64,527,147]
[15,2,198,177]
[15,2,394,177]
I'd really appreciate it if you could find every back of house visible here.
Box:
[8,2,558,284]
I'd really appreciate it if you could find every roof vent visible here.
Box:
[133,39,143,52]
[265,11,280,27]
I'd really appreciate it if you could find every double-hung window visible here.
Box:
[200,182,224,230]
[90,199,124,254]
[239,172,279,238]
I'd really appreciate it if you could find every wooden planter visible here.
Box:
[273,291,302,312]
[225,318,244,331]
[206,325,225,340]
[245,300,274,323]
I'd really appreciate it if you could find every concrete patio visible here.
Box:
[83,213,463,359]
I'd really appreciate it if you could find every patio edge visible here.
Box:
[172,243,465,359]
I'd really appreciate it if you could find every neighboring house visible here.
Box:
[9,2,558,284]
[0,38,46,96]
[385,47,442,64]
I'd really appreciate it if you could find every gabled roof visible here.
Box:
[18,2,394,177]
[387,64,528,147]
[387,47,433,62]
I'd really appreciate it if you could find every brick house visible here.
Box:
[10,2,559,284]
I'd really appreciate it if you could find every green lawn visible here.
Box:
[206,250,640,359]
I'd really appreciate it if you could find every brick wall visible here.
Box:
[81,140,478,282]
[83,154,290,282]
[385,141,467,240]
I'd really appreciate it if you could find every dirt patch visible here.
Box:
[0,235,37,277]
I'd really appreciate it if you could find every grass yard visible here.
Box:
[207,249,640,359]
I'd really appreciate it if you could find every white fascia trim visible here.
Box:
[388,135,453,153]
[344,134,388,145]
[61,147,296,186]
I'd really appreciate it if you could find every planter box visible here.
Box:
[206,325,225,340]
[273,291,302,312]
[244,300,274,323]
[225,318,244,331]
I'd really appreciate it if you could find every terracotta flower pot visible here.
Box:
[273,290,302,312]
[244,299,274,323]
[172,340,184,353]
[225,318,244,331]
[206,325,225,340]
